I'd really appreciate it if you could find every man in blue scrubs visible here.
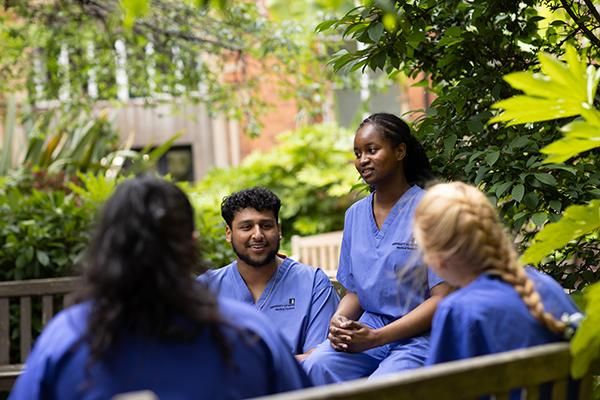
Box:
[199,187,339,360]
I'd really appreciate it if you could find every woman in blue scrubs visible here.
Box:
[10,176,310,400]
[303,113,451,384]
[413,182,580,364]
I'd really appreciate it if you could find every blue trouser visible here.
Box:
[301,312,430,385]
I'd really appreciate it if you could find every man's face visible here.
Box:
[226,208,281,268]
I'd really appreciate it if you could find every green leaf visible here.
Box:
[368,22,384,42]
[531,212,548,227]
[485,150,499,166]
[549,200,562,213]
[521,200,600,264]
[571,282,600,378]
[443,134,457,154]
[512,184,525,202]
[533,172,557,186]
[121,0,150,29]
[495,181,512,198]
[315,19,337,32]
[36,250,49,266]
[504,71,573,100]
[538,51,586,100]
[437,26,463,47]
[490,96,582,125]
[509,136,530,149]
[541,120,600,163]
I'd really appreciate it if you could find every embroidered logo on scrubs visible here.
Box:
[270,298,296,311]
[392,240,418,250]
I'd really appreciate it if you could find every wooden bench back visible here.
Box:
[252,342,594,400]
[0,277,81,365]
[291,231,343,279]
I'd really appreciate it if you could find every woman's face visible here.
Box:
[353,124,405,187]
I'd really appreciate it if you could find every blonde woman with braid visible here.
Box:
[413,182,581,365]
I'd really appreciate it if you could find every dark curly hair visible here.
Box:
[221,187,281,227]
[77,176,229,365]
[358,113,433,187]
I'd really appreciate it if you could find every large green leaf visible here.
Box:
[571,282,600,378]
[490,45,595,126]
[490,96,582,125]
[520,200,600,264]
[540,119,600,163]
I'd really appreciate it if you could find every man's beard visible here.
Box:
[232,238,280,268]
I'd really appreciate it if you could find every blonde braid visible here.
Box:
[415,182,567,335]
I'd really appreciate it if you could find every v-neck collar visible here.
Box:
[233,258,292,310]
[369,185,418,240]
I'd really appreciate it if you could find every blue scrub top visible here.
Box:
[9,297,311,400]
[337,185,444,322]
[426,267,580,365]
[199,257,339,354]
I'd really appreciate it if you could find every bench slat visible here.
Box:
[0,277,80,298]
[19,297,31,363]
[524,384,540,400]
[551,378,568,400]
[0,364,24,391]
[252,343,573,400]
[0,299,9,364]
[42,295,54,326]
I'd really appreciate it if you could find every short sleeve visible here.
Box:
[336,213,355,292]
[427,267,445,290]
[301,270,340,353]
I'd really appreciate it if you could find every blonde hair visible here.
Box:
[413,182,566,335]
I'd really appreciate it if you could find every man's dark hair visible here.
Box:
[221,187,281,227]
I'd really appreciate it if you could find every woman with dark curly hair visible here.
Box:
[10,176,310,400]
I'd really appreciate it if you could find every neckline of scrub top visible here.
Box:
[369,185,420,240]
[232,257,294,311]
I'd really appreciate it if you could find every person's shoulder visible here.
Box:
[32,302,90,359]
[45,302,89,334]
[403,185,426,207]
[524,266,579,314]
[345,194,371,216]
[525,266,563,291]
[197,262,236,282]
[284,258,333,288]
[440,275,514,314]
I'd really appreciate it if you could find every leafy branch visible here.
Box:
[490,44,600,378]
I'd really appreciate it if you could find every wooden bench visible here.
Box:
[291,231,343,279]
[0,276,81,391]
[253,342,596,400]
